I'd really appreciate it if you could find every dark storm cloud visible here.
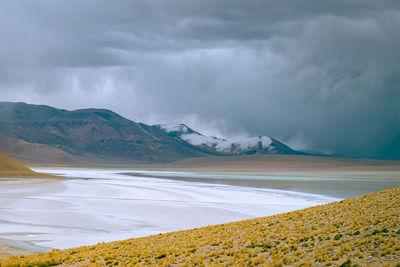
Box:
[0,0,399,158]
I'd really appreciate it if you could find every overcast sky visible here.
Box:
[0,0,399,158]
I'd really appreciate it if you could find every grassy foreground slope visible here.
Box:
[2,188,400,266]
[0,152,53,177]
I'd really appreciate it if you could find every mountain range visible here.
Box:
[155,124,300,155]
[0,102,313,164]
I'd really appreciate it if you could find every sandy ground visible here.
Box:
[0,245,23,258]
[0,238,44,258]
[123,155,400,179]
[21,154,400,179]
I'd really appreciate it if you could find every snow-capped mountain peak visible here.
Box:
[155,124,298,155]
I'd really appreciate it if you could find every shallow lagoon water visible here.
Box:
[125,170,400,182]
[0,168,339,252]
[125,170,400,198]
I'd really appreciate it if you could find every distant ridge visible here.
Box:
[0,102,208,163]
[0,102,316,164]
[155,124,305,155]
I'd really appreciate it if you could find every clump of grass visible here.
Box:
[372,229,381,235]
[334,234,342,240]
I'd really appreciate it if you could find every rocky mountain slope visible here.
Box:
[0,133,81,164]
[0,102,207,163]
[0,102,310,163]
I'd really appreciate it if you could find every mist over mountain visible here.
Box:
[155,124,302,156]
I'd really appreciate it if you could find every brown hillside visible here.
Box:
[0,134,82,165]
